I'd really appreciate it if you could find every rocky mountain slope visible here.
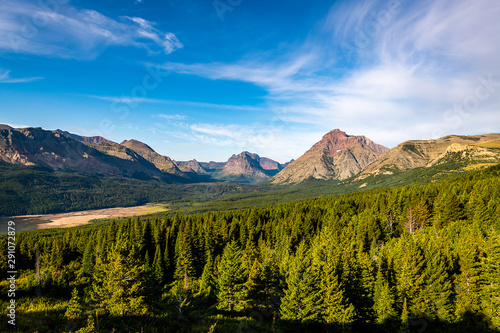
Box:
[3,124,497,187]
[120,139,190,179]
[271,129,389,184]
[177,159,208,174]
[54,129,116,145]
[215,152,271,182]
[0,126,178,181]
[206,152,283,183]
[178,152,285,183]
[358,133,500,177]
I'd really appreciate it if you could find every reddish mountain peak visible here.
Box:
[306,129,388,156]
[324,129,349,138]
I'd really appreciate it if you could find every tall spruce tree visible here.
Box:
[454,229,484,324]
[280,241,311,322]
[152,243,164,285]
[481,229,500,328]
[90,238,147,317]
[199,251,217,299]
[217,241,247,311]
[373,268,397,325]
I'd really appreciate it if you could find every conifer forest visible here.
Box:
[1,165,500,332]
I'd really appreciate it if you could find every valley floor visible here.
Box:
[0,204,167,233]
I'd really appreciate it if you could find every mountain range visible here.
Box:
[0,125,287,184]
[1,124,499,186]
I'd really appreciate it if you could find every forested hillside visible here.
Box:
[0,161,252,216]
[1,164,500,332]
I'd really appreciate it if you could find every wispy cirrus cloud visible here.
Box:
[155,114,187,120]
[157,122,323,162]
[0,0,182,59]
[88,94,265,112]
[156,0,500,148]
[0,69,43,83]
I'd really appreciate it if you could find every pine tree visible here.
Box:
[217,241,247,311]
[199,251,217,299]
[280,242,310,321]
[65,288,82,322]
[81,241,94,276]
[400,298,409,333]
[320,257,355,329]
[174,227,196,291]
[90,238,147,317]
[355,250,376,322]
[481,230,500,328]
[414,197,431,229]
[373,269,397,324]
[455,230,483,324]
[395,236,425,317]
[297,260,323,323]
[153,244,164,285]
[414,236,452,321]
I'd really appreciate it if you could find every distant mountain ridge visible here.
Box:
[2,124,499,186]
[0,126,170,181]
[358,133,500,178]
[0,125,288,184]
[271,129,389,184]
[211,151,284,183]
[55,129,116,145]
[120,139,191,180]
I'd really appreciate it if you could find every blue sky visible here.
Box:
[1,0,499,162]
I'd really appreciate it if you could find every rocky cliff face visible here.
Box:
[306,129,388,156]
[206,151,283,183]
[218,152,269,179]
[0,126,172,181]
[177,159,208,174]
[271,129,389,184]
[359,133,500,177]
[120,139,190,179]
[259,157,285,171]
[55,129,116,145]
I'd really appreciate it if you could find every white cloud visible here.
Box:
[156,114,186,120]
[0,0,182,59]
[157,0,500,150]
[88,94,265,112]
[183,123,322,162]
[0,69,43,83]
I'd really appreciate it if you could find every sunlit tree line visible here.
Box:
[1,165,500,332]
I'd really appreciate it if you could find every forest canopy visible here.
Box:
[1,164,500,332]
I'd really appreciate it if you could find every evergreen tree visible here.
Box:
[280,242,311,321]
[81,241,94,276]
[455,231,483,324]
[245,246,280,313]
[400,298,409,333]
[414,197,431,229]
[373,269,397,324]
[152,244,164,285]
[174,226,196,291]
[319,257,355,329]
[395,236,425,316]
[217,241,247,311]
[414,236,453,321]
[91,238,147,317]
[199,251,217,299]
[481,230,500,328]
[65,288,83,322]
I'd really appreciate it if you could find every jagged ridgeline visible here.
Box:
[1,164,500,332]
